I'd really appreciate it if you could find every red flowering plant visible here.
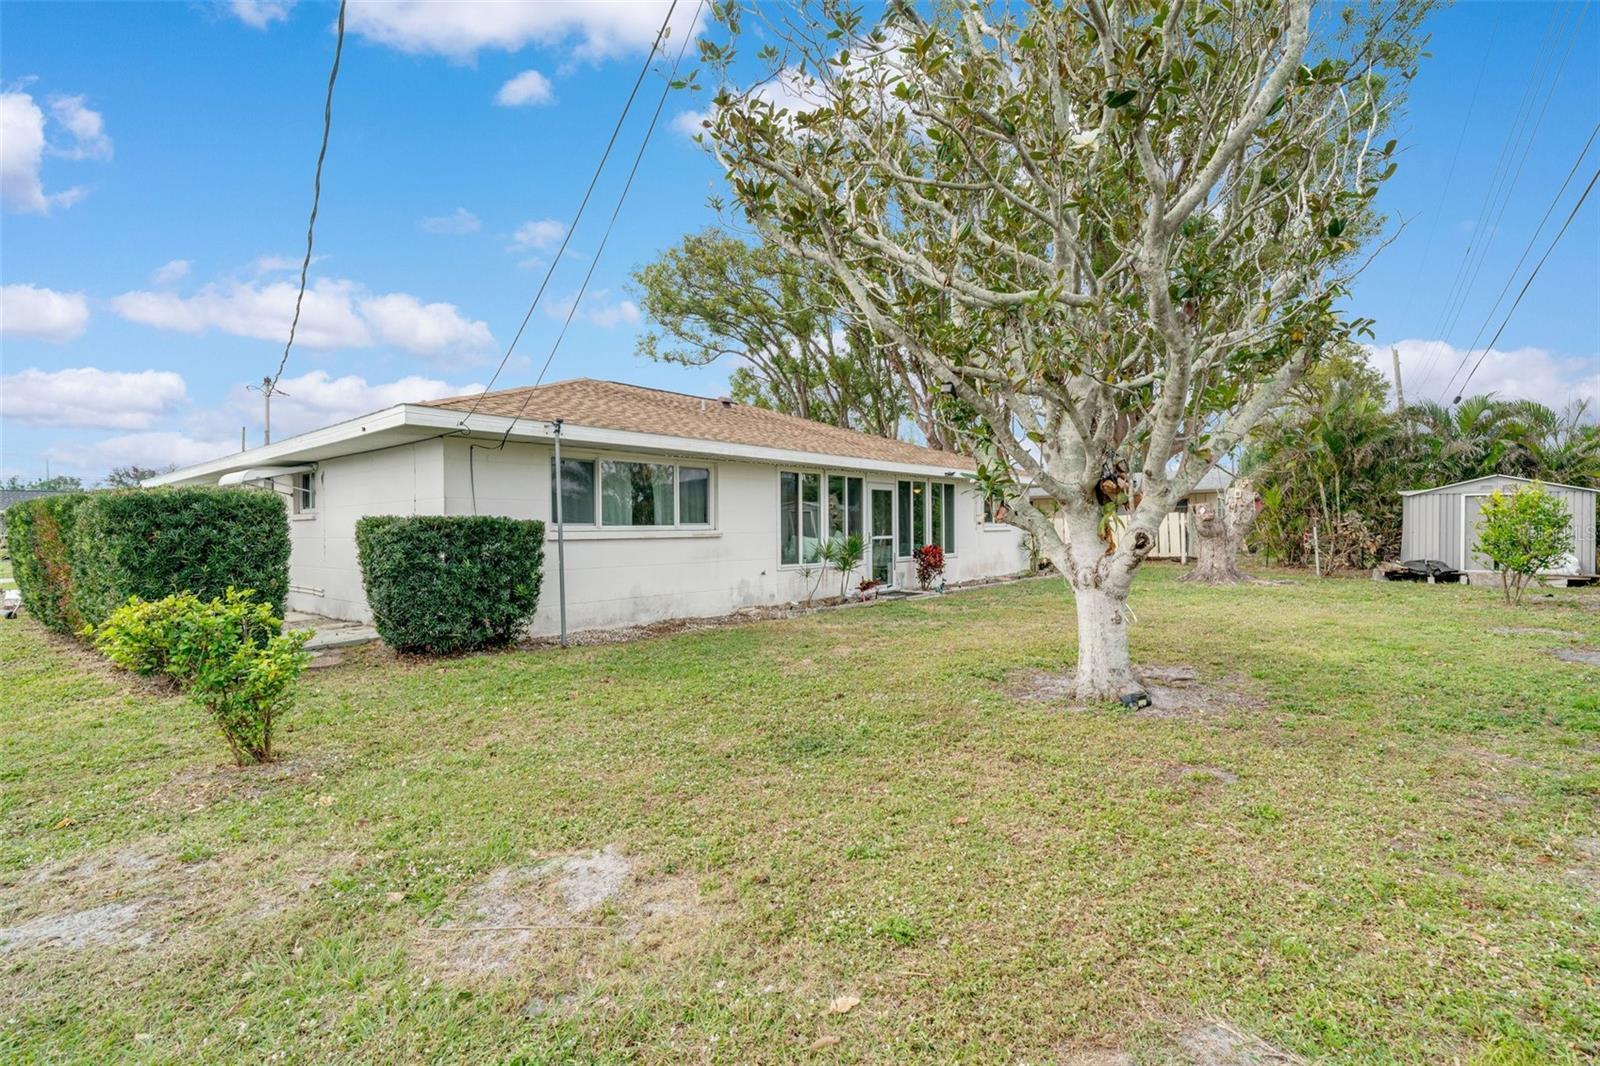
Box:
[912,544,945,590]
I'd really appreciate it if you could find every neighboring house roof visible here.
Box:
[420,379,974,470]
[148,378,973,488]
[1399,474,1600,496]
[1190,466,1234,494]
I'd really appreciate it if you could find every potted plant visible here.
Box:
[856,577,882,602]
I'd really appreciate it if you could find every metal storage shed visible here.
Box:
[1399,475,1597,577]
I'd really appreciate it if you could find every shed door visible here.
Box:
[1463,494,1493,570]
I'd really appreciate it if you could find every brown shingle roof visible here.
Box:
[421,379,973,470]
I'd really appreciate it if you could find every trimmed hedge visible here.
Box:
[356,515,544,654]
[4,487,290,633]
[5,493,91,633]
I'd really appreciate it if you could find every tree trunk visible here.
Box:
[1071,582,1140,699]
[1183,479,1261,585]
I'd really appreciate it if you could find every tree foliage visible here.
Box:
[1475,484,1575,605]
[631,227,952,445]
[703,0,1428,694]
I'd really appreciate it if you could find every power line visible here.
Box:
[1431,0,1588,358]
[1448,166,1599,402]
[477,0,705,456]
[1438,122,1599,401]
[458,0,681,424]
[1413,1,1571,395]
[270,0,347,394]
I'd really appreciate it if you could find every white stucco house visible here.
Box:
[148,379,1030,635]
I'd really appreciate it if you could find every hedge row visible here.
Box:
[5,487,290,634]
[355,515,544,654]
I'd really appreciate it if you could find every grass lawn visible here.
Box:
[2,565,1597,1063]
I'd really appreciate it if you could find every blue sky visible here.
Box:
[1,0,1596,482]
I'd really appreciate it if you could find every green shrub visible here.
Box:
[1475,482,1576,605]
[355,515,545,654]
[71,487,290,626]
[4,494,91,633]
[91,589,311,764]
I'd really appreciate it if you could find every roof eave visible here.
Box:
[146,403,974,487]
[1399,473,1599,496]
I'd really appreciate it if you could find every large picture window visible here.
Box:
[551,456,711,529]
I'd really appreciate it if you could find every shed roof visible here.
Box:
[1399,474,1599,496]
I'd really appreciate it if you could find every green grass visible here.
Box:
[1,565,1597,1063]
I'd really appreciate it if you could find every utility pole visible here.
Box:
[245,376,287,446]
[551,419,568,648]
[1390,346,1405,414]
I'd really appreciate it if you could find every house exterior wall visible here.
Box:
[1401,476,1596,575]
[275,436,1029,634]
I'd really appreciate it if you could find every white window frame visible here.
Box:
[895,478,959,559]
[777,467,867,570]
[549,450,717,532]
[291,471,318,519]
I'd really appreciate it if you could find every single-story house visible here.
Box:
[1400,474,1597,579]
[148,379,1030,634]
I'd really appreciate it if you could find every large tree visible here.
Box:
[631,227,955,445]
[704,0,1426,696]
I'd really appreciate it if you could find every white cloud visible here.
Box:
[509,218,565,251]
[495,69,554,107]
[228,0,294,30]
[150,259,191,284]
[1,91,83,213]
[1,367,187,430]
[43,430,241,472]
[1367,339,1600,409]
[0,283,90,342]
[110,275,496,363]
[344,1,703,63]
[671,109,708,138]
[419,207,481,235]
[111,277,371,349]
[251,253,311,274]
[545,289,639,329]
[227,369,484,438]
[359,292,496,360]
[47,95,112,161]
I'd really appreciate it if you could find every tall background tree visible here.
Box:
[705,0,1427,696]
[631,227,955,446]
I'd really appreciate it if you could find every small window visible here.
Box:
[679,466,710,525]
[601,460,675,526]
[294,472,316,514]
[550,457,597,524]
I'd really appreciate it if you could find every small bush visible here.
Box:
[355,515,545,654]
[5,493,90,633]
[913,544,946,590]
[91,589,311,764]
[1476,482,1576,605]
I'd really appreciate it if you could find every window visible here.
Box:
[782,470,864,565]
[601,460,675,526]
[933,482,955,553]
[781,471,800,565]
[897,480,912,556]
[679,466,710,525]
[552,456,710,529]
[801,472,822,562]
[827,475,864,541]
[293,472,316,515]
[898,479,958,553]
[550,457,597,524]
[983,496,1010,523]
